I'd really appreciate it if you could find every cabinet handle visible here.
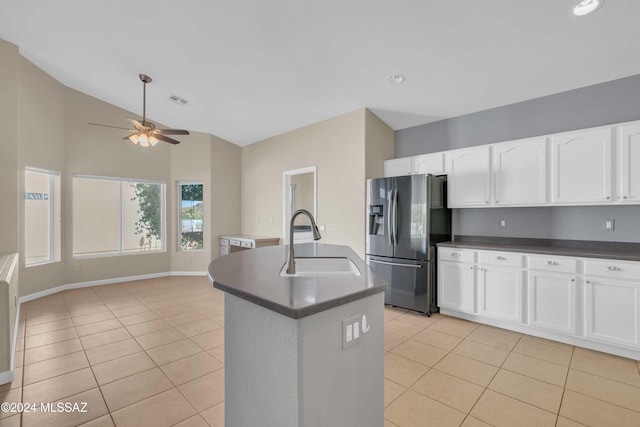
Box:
[607,266,621,271]
[586,280,591,284]
[623,196,628,200]
[452,252,461,257]
[606,196,611,200]
[547,261,559,265]
[570,278,575,282]
[496,201,500,204]
[470,266,473,270]
[497,256,506,261]
[485,201,490,204]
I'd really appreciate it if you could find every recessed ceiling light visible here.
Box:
[572,0,604,16]
[388,73,406,84]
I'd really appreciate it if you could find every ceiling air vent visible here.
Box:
[169,95,188,106]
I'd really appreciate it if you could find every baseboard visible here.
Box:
[18,271,209,304]
[10,302,20,371]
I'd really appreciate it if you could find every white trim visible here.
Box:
[18,271,208,304]
[10,302,20,370]
[0,370,13,385]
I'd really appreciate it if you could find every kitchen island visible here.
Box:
[208,243,387,427]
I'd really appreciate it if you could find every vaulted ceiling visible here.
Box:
[1,0,639,146]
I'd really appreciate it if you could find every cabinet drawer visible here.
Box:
[229,239,241,247]
[219,238,230,247]
[240,240,253,248]
[439,248,474,263]
[529,255,578,274]
[478,251,523,268]
[219,246,230,256]
[584,259,640,281]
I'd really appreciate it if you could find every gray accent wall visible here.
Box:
[395,74,640,242]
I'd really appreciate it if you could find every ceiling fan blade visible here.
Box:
[126,118,145,129]
[88,123,131,130]
[153,134,181,145]
[153,129,190,135]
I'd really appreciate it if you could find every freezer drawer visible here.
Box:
[367,255,433,315]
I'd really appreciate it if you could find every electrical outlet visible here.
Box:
[604,219,615,231]
[342,314,362,349]
[499,219,506,228]
[318,225,326,231]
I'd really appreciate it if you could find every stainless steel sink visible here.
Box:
[280,257,361,277]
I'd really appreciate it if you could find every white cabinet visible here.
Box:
[618,122,640,203]
[438,261,476,313]
[384,157,412,177]
[413,153,446,175]
[493,137,547,206]
[528,271,576,334]
[550,127,613,204]
[584,277,640,348]
[477,265,523,323]
[446,146,492,207]
[384,153,446,177]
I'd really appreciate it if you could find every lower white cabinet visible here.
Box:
[527,271,576,334]
[438,247,640,359]
[478,266,523,323]
[585,277,640,348]
[438,261,475,313]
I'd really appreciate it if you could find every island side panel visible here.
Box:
[225,294,299,427]
[299,292,384,427]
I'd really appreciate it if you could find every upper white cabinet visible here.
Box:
[550,127,613,204]
[384,153,445,177]
[618,122,640,203]
[413,153,446,175]
[446,146,492,207]
[493,137,547,206]
[384,157,412,177]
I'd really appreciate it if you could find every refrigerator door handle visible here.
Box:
[392,189,398,246]
[369,259,422,268]
[387,192,393,246]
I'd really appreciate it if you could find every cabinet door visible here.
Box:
[528,271,576,334]
[413,153,445,175]
[493,138,547,206]
[618,122,640,203]
[438,261,475,313]
[550,127,613,204]
[478,266,523,322]
[585,278,640,348]
[384,158,412,177]
[446,146,492,207]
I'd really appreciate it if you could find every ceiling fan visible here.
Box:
[89,74,190,147]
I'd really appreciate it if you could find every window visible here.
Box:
[25,168,61,266]
[73,175,165,258]
[178,183,204,251]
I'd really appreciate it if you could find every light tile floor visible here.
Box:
[1,276,640,426]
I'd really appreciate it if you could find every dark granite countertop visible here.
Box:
[208,243,387,319]
[437,236,640,262]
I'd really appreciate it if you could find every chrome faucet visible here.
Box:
[286,209,322,274]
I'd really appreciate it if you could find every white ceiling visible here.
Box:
[1,0,639,146]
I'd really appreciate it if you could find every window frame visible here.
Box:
[176,181,205,252]
[25,167,61,267]
[72,174,166,259]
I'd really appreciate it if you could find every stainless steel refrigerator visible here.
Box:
[366,174,451,315]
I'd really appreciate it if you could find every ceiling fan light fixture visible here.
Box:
[128,134,140,144]
[149,135,160,146]
[572,0,604,16]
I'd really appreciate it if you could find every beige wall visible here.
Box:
[210,135,242,259]
[6,50,241,296]
[365,109,395,180]
[241,109,367,257]
[0,40,19,256]
[170,131,212,272]
[17,57,66,296]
